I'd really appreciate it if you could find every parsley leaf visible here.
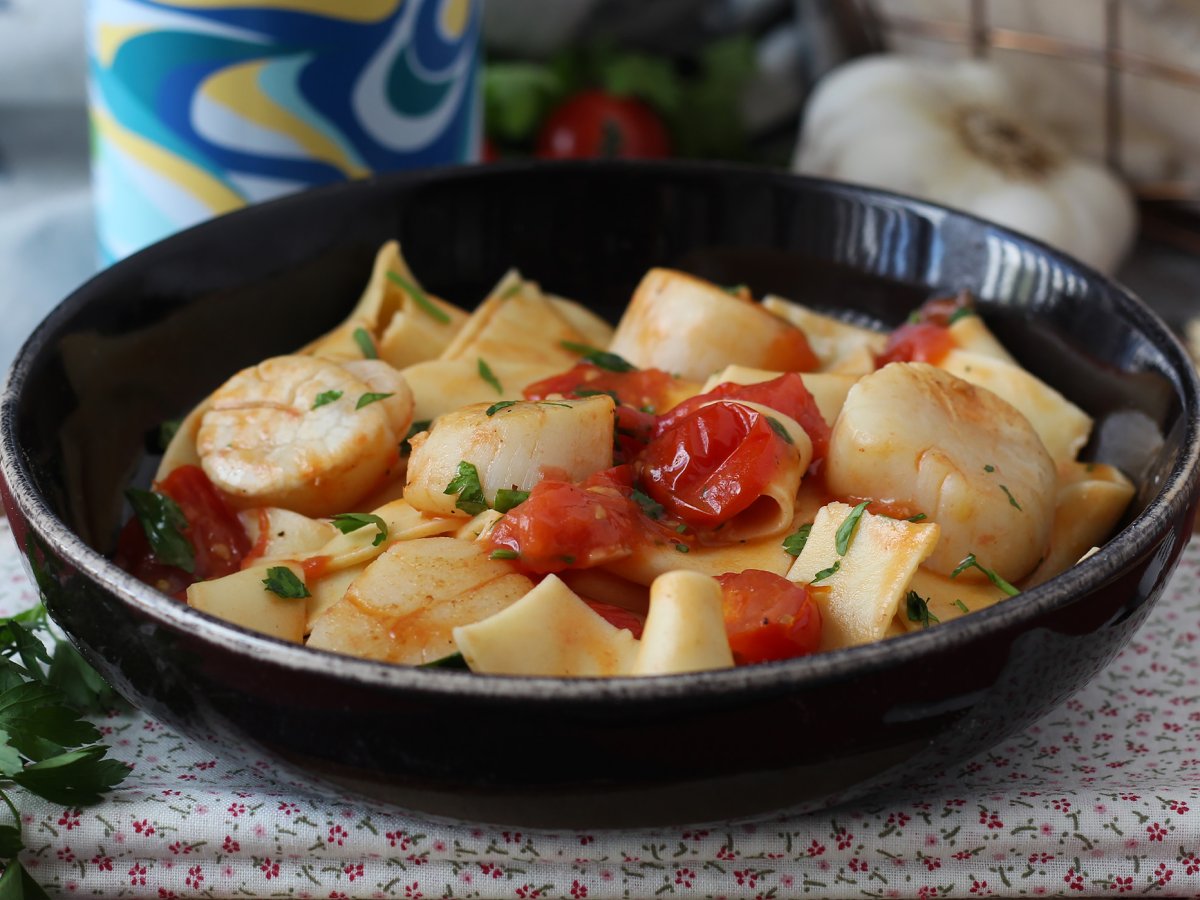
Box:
[674,543,690,553]
[477,358,503,395]
[262,567,310,599]
[907,513,928,522]
[10,745,130,806]
[783,524,812,557]
[766,416,794,445]
[356,392,394,410]
[811,560,841,583]
[331,513,388,547]
[419,652,469,669]
[312,390,343,410]
[387,271,451,324]
[489,549,519,560]
[1000,484,1022,510]
[353,327,377,359]
[905,590,940,628]
[0,857,52,899]
[947,306,976,324]
[486,400,517,416]
[953,598,970,613]
[493,489,530,513]
[444,461,488,515]
[835,501,871,555]
[950,553,1020,596]
[631,489,664,520]
[722,283,749,296]
[559,341,637,373]
[158,418,181,451]
[125,488,194,574]
[400,420,430,455]
[983,464,995,473]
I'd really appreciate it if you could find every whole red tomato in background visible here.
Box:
[536,90,671,159]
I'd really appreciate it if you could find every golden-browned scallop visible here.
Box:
[825,362,1056,583]
[608,269,818,381]
[196,355,413,518]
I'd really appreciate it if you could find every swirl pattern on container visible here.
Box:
[88,0,481,262]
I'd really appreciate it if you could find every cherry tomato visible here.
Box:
[583,599,645,639]
[875,322,956,368]
[715,569,821,664]
[912,291,973,327]
[487,468,641,574]
[157,465,251,581]
[638,401,795,530]
[113,517,193,599]
[536,90,671,160]
[654,373,831,461]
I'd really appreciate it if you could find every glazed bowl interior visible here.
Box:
[2,161,1198,827]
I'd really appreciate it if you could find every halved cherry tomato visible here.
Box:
[583,599,645,639]
[536,90,671,160]
[487,468,641,574]
[875,322,956,368]
[114,517,193,599]
[715,569,821,664]
[157,464,251,581]
[638,401,795,530]
[911,291,973,327]
[653,373,831,461]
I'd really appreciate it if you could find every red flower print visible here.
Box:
[227,803,246,817]
[195,760,217,770]
[1029,852,1054,864]
[1119,793,1139,801]
[58,809,82,830]
[1052,799,1071,812]
[1147,822,1168,842]
[1168,800,1190,815]
[578,834,595,845]
[1154,863,1173,886]
[515,886,541,899]
[953,850,973,861]
[1110,875,1133,892]
[570,880,587,898]
[807,840,825,856]
[344,863,364,882]
[681,829,709,841]
[157,889,177,899]
[406,854,427,866]
[849,857,869,873]
[885,811,911,827]
[833,826,854,849]
[1064,868,1085,891]
[502,831,522,844]
[56,847,74,863]
[133,819,155,836]
[674,867,695,888]
[923,857,942,871]
[1179,851,1199,875]
[328,825,348,846]
[917,887,938,900]
[969,878,992,895]
[260,858,280,880]
[404,883,422,899]
[223,835,240,853]
[387,830,412,850]
[478,863,503,879]
[129,864,148,886]
[278,802,300,815]
[716,846,738,861]
[978,811,1004,830]
[186,865,204,888]
[329,893,348,900]
[92,855,113,872]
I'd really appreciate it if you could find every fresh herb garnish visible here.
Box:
[387,270,451,324]
[262,566,310,599]
[400,420,431,455]
[538,401,573,409]
[419,652,469,668]
[674,543,690,553]
[907,513,928,522]
[493,489,530,513]
[675,523,688,534]
[489,549,520,560]
[486,400,517,416]
[356,392,394,409]
[1000,484,1022,510]
[835,501,870,556]
[722,284,749,296]
[125,488,194,574]
[331,513,388,547]
[559,340,637,373]
[158,418,181,451]
[783,524,812,557]
[575,388,620,403]
[353,327,377,359]
[631,489,664,520]
[499,281,523,300]
[559,555,576,565]
[947,306,976,324]
[478,358,503,394]
[953,599,970,613]
[950,553,1019,596]
[767,416,794,445]
[444,461,488,515]
[907,310,922,324]
[312,390,343,410]
[905,590,939,628]
[983,464,995,473]
[811,560,841,583]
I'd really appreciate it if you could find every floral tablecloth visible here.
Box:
[2,516,1199,899]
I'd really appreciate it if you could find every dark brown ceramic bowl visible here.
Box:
[2,162,1198,827]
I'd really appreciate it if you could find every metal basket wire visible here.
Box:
[844,0,1200,250]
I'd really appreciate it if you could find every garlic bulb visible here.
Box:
[794,55,1137,273]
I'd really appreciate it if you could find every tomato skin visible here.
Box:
[157,465,251,581]
[913,292,973,327]
[875,322,956,368]
[536,90,671,159]
[715,569,821,664]
[114,517,193,599]
[639,401,794,530]
[583,599,645,639]
[487,468,641,574]
[654,373,831,461]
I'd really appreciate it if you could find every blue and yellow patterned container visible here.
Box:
[88,0,482,263]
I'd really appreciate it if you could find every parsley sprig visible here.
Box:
[125,488,194,573]
[559,341,638,373]
[951,553,1020,596]
[444,461,489,515]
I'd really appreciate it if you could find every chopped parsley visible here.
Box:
[811,560,841,583]
[477,358,503,395]
[538,400,572,409]
[560,340,637,373]
[499,281,523,300]
[419,652,469,668]
[783,524,812,557]
[947,306,976,324]
[983,464,995,473]
[125,488,194,574]
[722,283,749,296]
[493,488,530,513]
[905,590,939,628]
[1000,484,1022,510]
[486,400,517,416]
[387,270,451,324]
[674,543,690,553]
[835,501,871,556]
[631,489,664,520]
[331,513,388,547]
[489,549,519,560]
[262,566,310,599]
[400,420,431,455]
[953,598,970,614]
[356,392,393,409]
[575,388,620,403]
[767,416,794,444]
[950,553,1019,596]
[675,523,688,534]
[353,327,377,359]
[312,390,343,410]
[444,461,488,515]
[907,513,928,522]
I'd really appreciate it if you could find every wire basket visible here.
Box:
[841,0,1200,252]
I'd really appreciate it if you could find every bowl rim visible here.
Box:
[3,159,1199,705]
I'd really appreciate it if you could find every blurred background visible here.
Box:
[3,0,1200,371]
